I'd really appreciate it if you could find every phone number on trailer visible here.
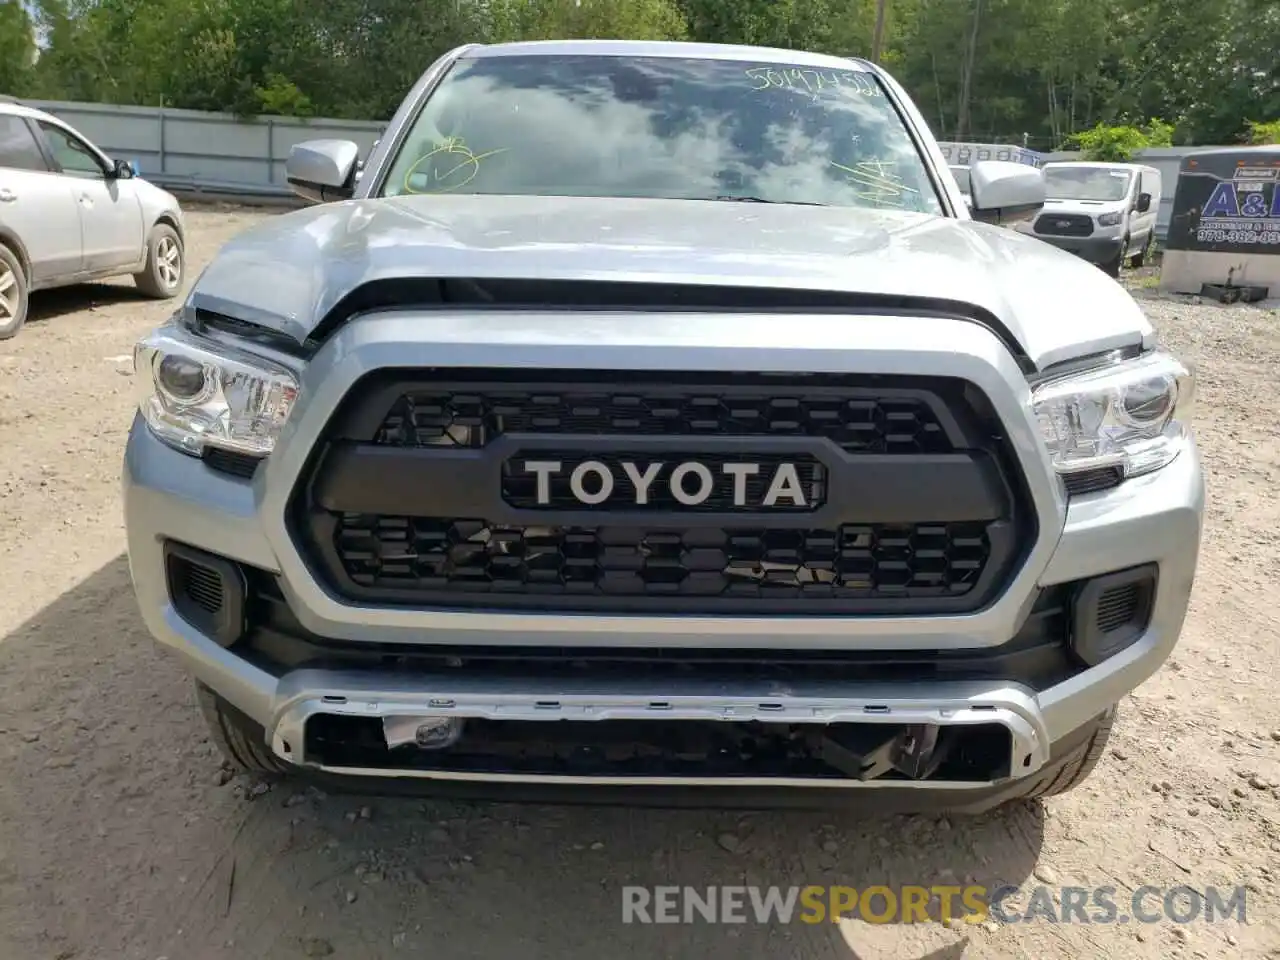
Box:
[1194,229,1280,244]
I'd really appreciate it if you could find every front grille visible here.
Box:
[1034,213,1095,238]
[334,516,990,607]
[373,385,950,454]
[294,370,1033,615]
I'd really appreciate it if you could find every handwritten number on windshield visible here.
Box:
[830,159,918,207]
[745,67,881,96]
[402,137,510,194]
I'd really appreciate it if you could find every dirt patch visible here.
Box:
[1,212,1278,960]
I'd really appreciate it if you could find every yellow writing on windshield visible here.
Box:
[745,67,882,97]
[402,137,510,194]
[830,159,917,207]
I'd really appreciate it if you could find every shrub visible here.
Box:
[1245,119,1280,145]
[1067,118,1174,161]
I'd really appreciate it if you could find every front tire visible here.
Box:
[1021,707,1116,799]
[0,244,28,340]
[1101,237,1127,278]
[196,682,289,777]
[133,223,184,298]
[1131,232,1154,268]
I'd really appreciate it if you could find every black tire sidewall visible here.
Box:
[195,682,288,775]
[0,245,28,339]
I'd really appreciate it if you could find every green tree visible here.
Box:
[1069,119,1173,160]
[13,0,1280,145]
[0,0,37,97]
[504,0,688,42]
[1245,119,1280,145]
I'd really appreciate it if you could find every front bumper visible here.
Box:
[1030,233,1125,265]
[123,310,1205,791]
[268,671,1053,789]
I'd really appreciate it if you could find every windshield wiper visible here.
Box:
[710,195,828,206]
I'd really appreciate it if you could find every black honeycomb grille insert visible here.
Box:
[373,386,951,455]
[333,515,991,607]
[295,370,1033,615]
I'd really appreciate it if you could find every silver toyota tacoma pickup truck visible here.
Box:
[124,40,1203,812]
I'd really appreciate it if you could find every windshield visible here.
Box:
[1044,166,1133,202]
[377,54,942,214]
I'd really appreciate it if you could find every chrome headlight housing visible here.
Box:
[1032,351,1194,479]
[134,326,299,457]
[1096,211,1124,227]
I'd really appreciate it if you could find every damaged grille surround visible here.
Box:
[267,678,1053,786]
[291,371,1034,615]
[303,714,1018,784]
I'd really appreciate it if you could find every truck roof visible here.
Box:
[1044,160,1158,173]
[465,39,875,73]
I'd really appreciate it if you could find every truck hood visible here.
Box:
[189,194,1153,369]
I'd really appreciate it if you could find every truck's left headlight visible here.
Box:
[1032,350,1194,479]
[134,327,299,457]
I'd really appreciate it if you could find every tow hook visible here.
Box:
[819,723,946,781]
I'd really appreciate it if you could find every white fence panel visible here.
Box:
[28,99,384,200]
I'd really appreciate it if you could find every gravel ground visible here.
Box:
[1,210,1279,960]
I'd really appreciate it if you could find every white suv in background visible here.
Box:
[0,96,186,340]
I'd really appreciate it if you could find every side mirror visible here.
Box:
[968,160,1045,225]
[286,139,360,204]
[353,138,379,185]
[108,158,134,180]
[1137,192,1152,213]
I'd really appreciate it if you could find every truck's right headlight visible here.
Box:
[1032,351,1194,479]
[134,326,299,458]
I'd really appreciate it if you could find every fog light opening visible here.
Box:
[163,541,247,648]
[383,716,465,751]
[1069,564,1158,666]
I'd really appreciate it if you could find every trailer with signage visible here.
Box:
[1160,146,1280,300]
[936,141,1045,169]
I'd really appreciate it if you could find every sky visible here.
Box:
[17,0,50,48]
